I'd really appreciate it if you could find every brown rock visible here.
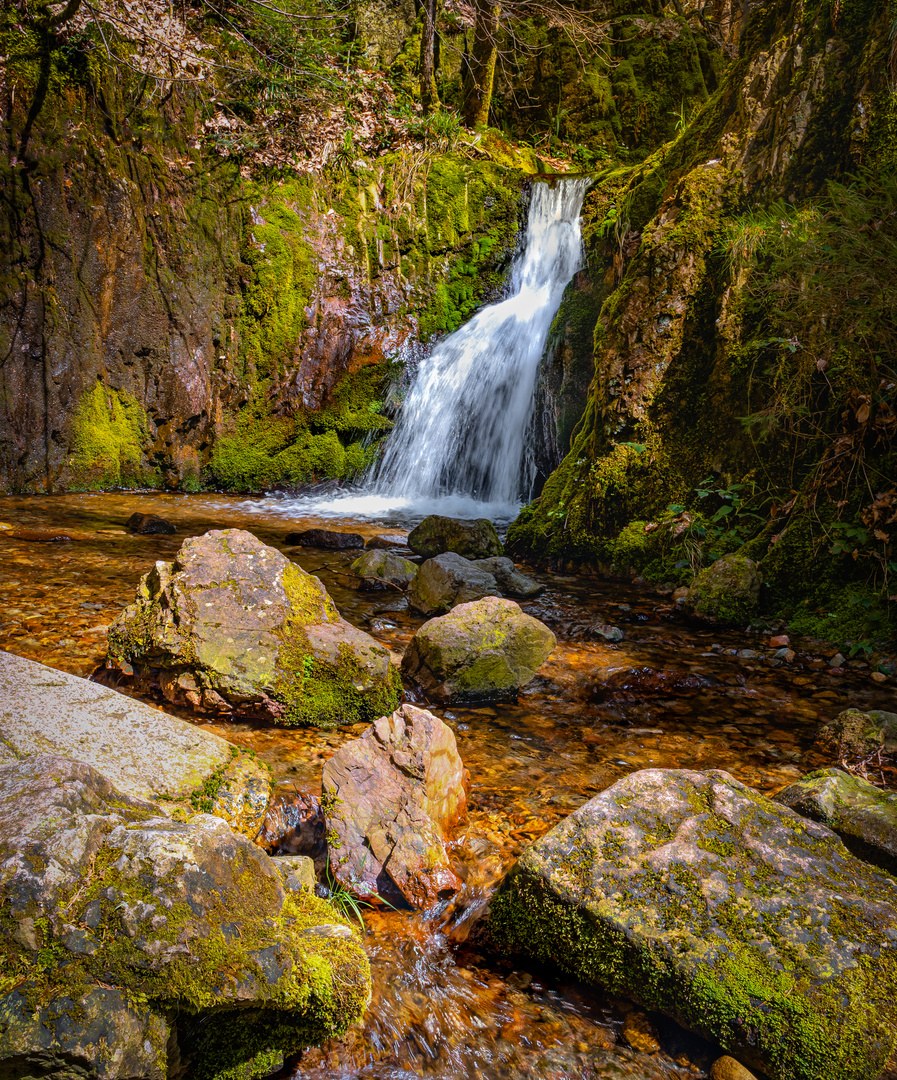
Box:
[770,634,790,648]
[285,529,365,549]
[127,512,176,535]
[322,704,468,908]
[622,1011,660,1054]
[711,1056,759,1080]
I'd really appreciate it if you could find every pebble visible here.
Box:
[769,634,790,648]
[774,648,795,663]
[737,649,760,659]
[872,671,888,683]
[710,1056,759,1080]
[829,653,846,667]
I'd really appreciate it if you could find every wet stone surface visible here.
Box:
[0,491,895,1080]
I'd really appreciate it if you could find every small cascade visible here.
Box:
[366,177,589,517]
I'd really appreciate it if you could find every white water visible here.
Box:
[253,178,589,524]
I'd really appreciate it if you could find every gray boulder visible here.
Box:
[350,549,419,591]
[322,704,468,908]
[0,650,269,838]
[0,755,370,1080]
[407,515,503,559]
[486,768,897,1080]
[402,596,556,703]
[107,528,400,728]
[775,767,897,874]
[471,556,542,598]
[686,554,762,622]
[408,551,499,616]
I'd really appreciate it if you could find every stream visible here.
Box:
[1,491,894,1080]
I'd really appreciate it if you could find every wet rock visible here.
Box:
[5,527,83,542]
[685,554,762,622]
[471,556,542,598]
[126,511,176,535]
[261,791,327,864]
[0,755,370,1080]
[487,768,897,1080]
[816,708,897,772]
[621,1011,660,1054]
[711,1057,758,1080]
[402,596,556,703]
[770,634,790,648]
[322,704,468,908]
[775,767,897,874]
[594,666,709,700]
[0,650,269,832]
[365,532,410,549]
[107,528,400,727]
[273,854,317,893]
[285,528,366,549]
[408,551,499,616]
[350,549,419,591]
[589,622,624,643]
[407,515,503,559]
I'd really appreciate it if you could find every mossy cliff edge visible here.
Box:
[514,0,897,646]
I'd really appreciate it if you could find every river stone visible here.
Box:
[0,650,269,836]
[350,549,419,591]
[816,708,897,768]
[0,755,370,1080]
[107,528,400,728]
[407,515,503,559]
[685,554,762,622]
[486,768,897,1080]
[402,596,557,703]
[408,551,499,616]
[126,511,176,535]
[285,528,365,549]
[322,704,468,908]
[471,556,542,598]
[775,767,897,874]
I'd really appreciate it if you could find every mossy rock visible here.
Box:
[486,768,897,1080]
[402,595,556,703]
[107,528,400,728]
[686,554,762,623]
[407,515,503,559]
[0,754,370,1080]
[349,550,419,591]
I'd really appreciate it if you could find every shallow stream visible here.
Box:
[2,491,894,1080]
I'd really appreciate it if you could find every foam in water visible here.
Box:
[258,178,589,524]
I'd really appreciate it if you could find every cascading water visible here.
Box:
[367,177,589,518]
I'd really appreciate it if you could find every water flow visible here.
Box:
[368,178,589,515]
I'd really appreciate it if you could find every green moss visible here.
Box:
[68,383,158,490]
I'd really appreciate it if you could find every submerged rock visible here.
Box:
[402,596,557,702]
[126,511,176,535]
[322,704,468,908]
[0,755,370,1080]
[471,556,542,598]
[285,528,366,549]
[0,650,269,836]
[775,767,897,874]
[107,528,400,727]
[686,554,762,622]
[408,551,498,615]
[350,549,419,591]
[486,768,897,1080]
[408,515,503,559]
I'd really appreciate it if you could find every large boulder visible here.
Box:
[407,515,503,559]
[685,553,762,622]
[349,549,419,591]
[408,551,499,616]
[775,767,897,874]
[0,755,370,1080]
[322,704,468,908]
[486,769,897,1080]
[107,528,400,728]
[472,556,542,598]
[402,596,556,703]
[0,650,269,837]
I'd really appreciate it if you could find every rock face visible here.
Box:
[285,529,366,549]
[775,768,897,874]
[107,528,400,727]
[408,515,503,559]
[402,597,557,703]
[487,768,897,1080]
[471,556,542,598]
[322,704,468,908]
[686,554,762,622]
[0,650,269,836]
[408,552,499,615]
[0,755,370,1080]
[350,549,419,591]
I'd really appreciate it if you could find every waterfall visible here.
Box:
[368,177,589,518]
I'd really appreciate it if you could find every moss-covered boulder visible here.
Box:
[486,768,897,1080]
[408,552,499,616]
[686,554,762,622]
[350,549,419,591]
[107,528,400,728]
[322,704,468,908]
[815,709,897,771]
[402,596,556,703]
[407,515,503,559]
[0,754,370,1080]
[775,768,897,874]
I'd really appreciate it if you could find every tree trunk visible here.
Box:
[462,0,500,129]
[419,0,439,115]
